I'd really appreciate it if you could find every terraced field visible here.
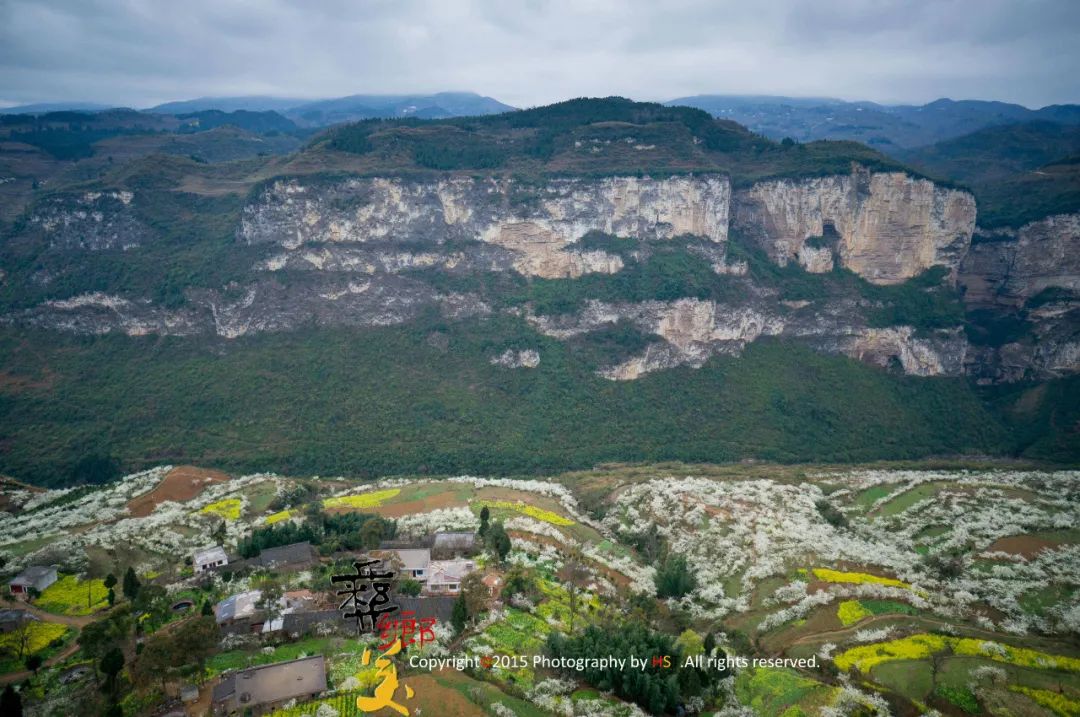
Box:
[1,463,1077,716]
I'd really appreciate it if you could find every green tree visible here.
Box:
[478,506,490,538]
[461,573,488,623]
[655,555,696,599]
[172,616,219,681]
[130,634,174,694]
[70,454,120,485]
[675,629,704,658]
[359,519,384,549]
[0,684,22,717]
[398,579,422,597]
[100,647,125,693]
[103,574,117,591]
[106,588,116,607]
[24,654,43,675]
[201,599,214,616]
[121,567,140,602]
[451,593,468,634]
[485,522,511,562]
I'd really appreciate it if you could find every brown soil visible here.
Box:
[369,490,466,518]
[986,534,1064,559]
[126,465,230,517]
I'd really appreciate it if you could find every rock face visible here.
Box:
[959,213,1080,382]
[733,167,975,284]
[26,191,148,252]
[960,214,1080,307]
[530,297,967,380]
[490,349,541,369]
[240,175,730,279]
[6,168,1072,384]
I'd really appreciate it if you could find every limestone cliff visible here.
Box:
[530,297,967,380]
[960,214,1080,307]
[240,175,730,279]
[959,213,1080,382]
[5,169,1069,383]
[733,167,975,284]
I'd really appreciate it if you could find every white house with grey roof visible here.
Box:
[374,548,431,581]
[194,545,229,573]
[8,566,57,598]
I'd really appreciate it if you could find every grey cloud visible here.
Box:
[0,0,1077,109]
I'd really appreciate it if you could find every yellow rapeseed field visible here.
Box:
[199,498,243,521]
[834,633,1080,675]
[322,488,401,511]
[476,500,574,526]
[812,568,910,589]
[837,600,872,626]
[37,574,108,616]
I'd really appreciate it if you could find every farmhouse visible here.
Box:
[211,655,326,716]
[425,559,476,595]
[8,565,57,598]
[374,548,431,581]
[214,590,263,626]
[193,545,229,574]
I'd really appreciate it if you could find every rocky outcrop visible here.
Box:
[26,191,150,251]
[490,349,541,369]
[240,175,730,279]
[959,214,1080,382]
[530,297,966,380]
[960,214,1080,308]
[8,168,1064,383]
[734,167,975,284]
[5,276,490,339]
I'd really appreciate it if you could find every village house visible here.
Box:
[211,655,326,716]
[373,548,430,581]
[424,559,476,595]
[214,590,264,627]
[7,565,57,599]
[193,545,229,574]
[432,531,479,559]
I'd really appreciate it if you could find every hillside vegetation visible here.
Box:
[0,321,1013,486]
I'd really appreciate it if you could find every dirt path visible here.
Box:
[0,640,81,685]
[16,602,95,628]
[0,603,94,685]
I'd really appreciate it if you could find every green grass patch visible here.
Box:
[870,660,933,702]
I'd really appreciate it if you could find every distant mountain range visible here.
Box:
[1,92,517,127]
[666,95,1080,149]
[8,93,1080,142]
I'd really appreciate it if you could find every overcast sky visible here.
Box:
[1,0,1078,109]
